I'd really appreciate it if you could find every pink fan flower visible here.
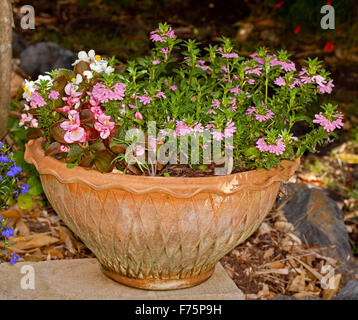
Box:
[255,109,274,122]
[211,99,220,108]
[154,90,166,99]
[313,112,343,132]
[221,53,239,58]
[318,80,334,94]
[206,109,216,115]
[212,131,224,141]
[246,106,256,115]
[169,85,178,91]
[94,114,115,139]
[48,90,60,100]
[256,138,286,155]
[161,47,169,54]
[274,77,286,86]
[152,60,160,65]
[139,96,152,105]
[224,120,236,138]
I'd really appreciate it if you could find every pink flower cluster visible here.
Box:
[313,112,343,132]
[60,110,86,143]
[246,107,274,122]
[150,27,175,42]
[256,138,286,155]
[91,82,126,103]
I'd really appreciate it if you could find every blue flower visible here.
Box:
[0,155,9,163]
[6,166,22,177]
[10,253,19,264]
[1,226,14,238]
[0,142,3,149]
[0,216,3,223]
[20,183,29,195]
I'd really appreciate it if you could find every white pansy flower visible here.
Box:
[83,70,93,80]
[35,75,53,88]
[73,49,97,66]
[22,79,37,101]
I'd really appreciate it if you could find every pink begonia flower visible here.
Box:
[256,138,286,155]
[274,77,286,86]
[169,85,178,91]
[135,112,143,120]
[313,112,343,132]
[94,114,115,139]
[135,146,145,157]
[62,83,81,108]
[60,145,69,152]
[19,113,38,128]
[255,109,274,122]
[60,110,81,131]
[48,90,60,100]
[64,127,86,144]
[152,60,160,65]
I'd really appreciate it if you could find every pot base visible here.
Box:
[100,264,215,290]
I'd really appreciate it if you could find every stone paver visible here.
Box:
[0,258,244,300]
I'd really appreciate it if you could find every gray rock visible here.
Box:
[334,280,358,300]
[12,32,28,58]
[20,42,76,79]
[283,186,352,262]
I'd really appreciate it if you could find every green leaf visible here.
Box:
[17,194,34,210]
[27,176,43,196]
[93,150,116,173]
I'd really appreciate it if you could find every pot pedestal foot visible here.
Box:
[100,264,215,291]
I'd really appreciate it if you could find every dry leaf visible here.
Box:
[13,234,59,250]
[268,261,286,269]
[23,248,43,262]
[30,211,41,218]
[337,153,358,164]
[322,274,342,300]
[0,209,21,218]
[288,271,306,292]
[46,248,64,259]
[274,221,294,232]
[263,248,274,259]
[15,219,30,236]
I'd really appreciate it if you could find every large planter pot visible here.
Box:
[25,138,300,290]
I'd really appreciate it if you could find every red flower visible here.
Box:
[326,0,332,5]
[324,41,334,53]
[294,25,302,34]
[276,1,284,8]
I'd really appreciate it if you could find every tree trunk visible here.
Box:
[0,0,12,138]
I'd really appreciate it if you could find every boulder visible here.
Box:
[334,280,358,300]
[20,42,76,79]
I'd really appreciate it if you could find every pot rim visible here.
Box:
[24,138,300,198]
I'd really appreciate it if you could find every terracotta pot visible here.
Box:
[25,138,300,290]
